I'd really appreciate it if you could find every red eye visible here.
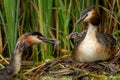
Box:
[92,12,96,14]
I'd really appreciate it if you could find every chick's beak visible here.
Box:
[39,36,55,44]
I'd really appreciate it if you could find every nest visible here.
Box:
[24,55,120,80]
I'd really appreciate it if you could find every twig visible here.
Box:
[23,62,46,75]
[0,54,9,64]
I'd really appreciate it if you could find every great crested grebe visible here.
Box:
[72,6,118,62]
[0,32,57,80]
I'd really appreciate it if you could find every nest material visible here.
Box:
[24,56,120,79]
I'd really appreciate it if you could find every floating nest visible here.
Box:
[23,55,120,80]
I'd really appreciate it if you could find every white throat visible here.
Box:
[87,23,97,34]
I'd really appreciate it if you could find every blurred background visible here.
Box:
[0,0,120,63]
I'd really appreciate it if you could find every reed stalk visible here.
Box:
[0,0,20,57]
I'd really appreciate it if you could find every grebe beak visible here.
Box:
[39,36,56,44]
[75,14,87,25]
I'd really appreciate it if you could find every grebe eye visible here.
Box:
[37,35,39,38]
[92,12,96,14]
